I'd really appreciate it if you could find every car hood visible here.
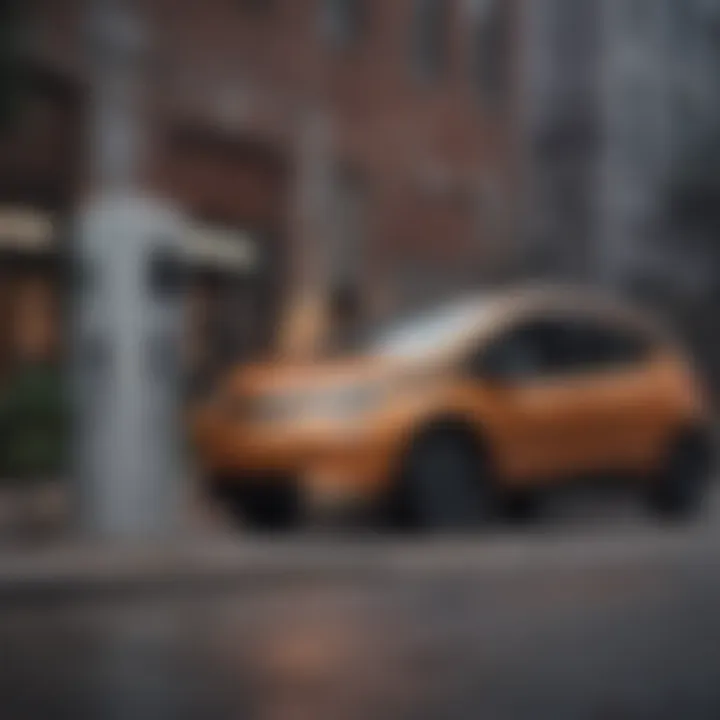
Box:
[221,356,436,398]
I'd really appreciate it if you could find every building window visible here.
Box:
[321,0,365,48]
[412,0,450,81]
[472,0,510,104]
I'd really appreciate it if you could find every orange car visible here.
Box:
[192,287,714,530]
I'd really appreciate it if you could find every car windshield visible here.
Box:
[364,299,490,360]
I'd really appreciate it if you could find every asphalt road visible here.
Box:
[2,489,720,719]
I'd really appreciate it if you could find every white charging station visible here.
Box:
[72,194,186,539]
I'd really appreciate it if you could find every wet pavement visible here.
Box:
[1,493,720,719]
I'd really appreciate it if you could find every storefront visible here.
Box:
[0,66,82,378]
[0,204,260,378]
[165,126,290,374]
[0,74,289,380]
[183,221,260,380]
[0,207,62,376]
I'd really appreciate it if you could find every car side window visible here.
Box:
[471,317,652,383]
[566,321,652,372]
[471,320,567,381]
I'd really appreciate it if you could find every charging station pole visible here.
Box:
[72,0,186,539]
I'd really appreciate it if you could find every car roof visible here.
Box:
[483,284,657,326]
[368,284,675,365]
[435,284,674,359]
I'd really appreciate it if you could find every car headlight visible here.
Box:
[252,384,384,423]
[307,384,383,419]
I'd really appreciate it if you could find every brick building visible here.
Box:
[0,0,520,375]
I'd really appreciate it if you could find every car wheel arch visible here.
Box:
[382,413,498,528]
[398,413,497,479]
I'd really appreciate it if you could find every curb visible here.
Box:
[0,527,714,603]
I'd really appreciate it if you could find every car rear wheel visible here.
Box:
[394,427,492,531]
[646,430,713,521]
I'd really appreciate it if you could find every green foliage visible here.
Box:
[0,363,69,483]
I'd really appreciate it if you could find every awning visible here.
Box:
[0,207,55,253]
[0,206,258,273]
[184,223,257,272]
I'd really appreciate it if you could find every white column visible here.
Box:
[72,0,186,539]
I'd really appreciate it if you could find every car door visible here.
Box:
[465,316,591,484]
[467,314,651,485]
[559,317,660,473]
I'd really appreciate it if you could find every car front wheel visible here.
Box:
[394,427,492,531]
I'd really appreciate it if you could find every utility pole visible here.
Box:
[72,0,185,540]
[278,110,335,359]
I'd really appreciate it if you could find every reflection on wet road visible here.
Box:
[2,524,720,720]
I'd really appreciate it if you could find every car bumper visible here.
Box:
[193,412,399,516]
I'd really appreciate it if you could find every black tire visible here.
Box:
[210,479,301,532]
[646,430,713,521]
[393,426,492,531]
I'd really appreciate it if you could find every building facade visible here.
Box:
[595,0,672,288]
[521,0,720,293]
[519,0,601,280]
[0,0,521,376]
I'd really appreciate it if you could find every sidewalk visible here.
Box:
[0,521,716,603]
[0,467,718,601]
